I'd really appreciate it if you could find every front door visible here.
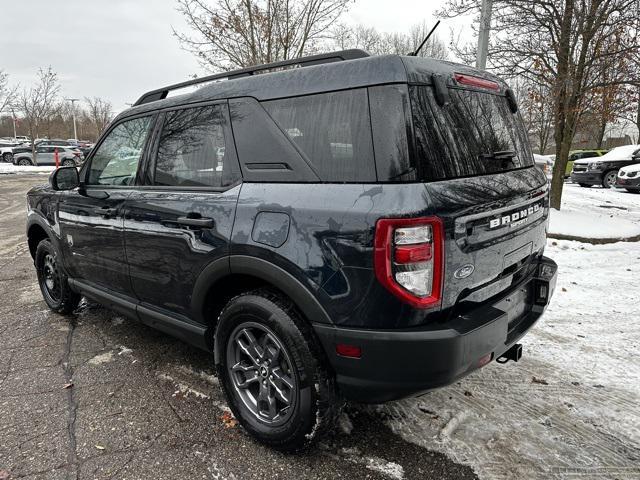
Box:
[58,115,155,297]
[124,102,242,321]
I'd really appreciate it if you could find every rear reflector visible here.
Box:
[454,73,500,91]
[336,344,362,359]
[477,352,493,367]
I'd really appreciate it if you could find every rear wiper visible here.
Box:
[480,150,516,160]
[480,150,517,167]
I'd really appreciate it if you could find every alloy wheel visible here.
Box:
[604,171,617,188]
[226,322,297,425]
[42,253,61,302]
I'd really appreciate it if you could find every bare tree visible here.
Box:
[17,67,61,164]
[174,0,353,71]
[84,97,113,137]
[439,0,640,209]
[516,77,554,153]
[0,71,18,118]
[331,21,449,60]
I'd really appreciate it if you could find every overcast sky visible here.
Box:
[1,0,469,113]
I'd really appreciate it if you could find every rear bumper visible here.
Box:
[571,171,602,185]
[314,256,557,403]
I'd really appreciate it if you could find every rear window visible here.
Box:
[263,89,375,182]
[410,86,533,181]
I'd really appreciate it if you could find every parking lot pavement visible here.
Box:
[0,175,477,479]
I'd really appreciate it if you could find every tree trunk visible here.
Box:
[596,121,606,149]
[550,135,572,209]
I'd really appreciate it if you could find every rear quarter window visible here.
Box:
[410,86,533,181]
[263,89,375,182]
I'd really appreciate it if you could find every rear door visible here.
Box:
[123,101,241,322]
[58,114,155,297]
[409,81,548,312]
[36,146,55,165]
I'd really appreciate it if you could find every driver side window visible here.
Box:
[87,116,152,186]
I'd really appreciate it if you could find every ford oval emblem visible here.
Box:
[454,264,475,279]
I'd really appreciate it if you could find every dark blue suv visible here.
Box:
[26,50,557,451]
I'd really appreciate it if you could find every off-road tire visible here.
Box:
[215,289,342,451]
[35,239,81,314]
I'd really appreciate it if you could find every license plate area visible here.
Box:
[494,285,530,329]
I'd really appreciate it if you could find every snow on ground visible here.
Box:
[0,163,54,175]
[368,184,640,479]
[549,182,640,239]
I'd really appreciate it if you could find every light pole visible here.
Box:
[476,0,493,70]
[65,98,79,140]
[11,110,17,139]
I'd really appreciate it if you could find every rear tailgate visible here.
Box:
[424,169,549,310]
[408,74,549,310]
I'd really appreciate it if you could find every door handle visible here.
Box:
[176,216,214,229]
[94,207,118,218]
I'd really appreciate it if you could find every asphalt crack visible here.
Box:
[60,317,80,480]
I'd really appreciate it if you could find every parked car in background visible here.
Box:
[34,139,72,147]
[571,145,640,188]
[13,145,83,166]
[0,141,20,162]
[616,164,640,193]
[566,149,608,178]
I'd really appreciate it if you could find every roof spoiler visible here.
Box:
[133,49,370,107]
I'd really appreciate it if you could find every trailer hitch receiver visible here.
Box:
[497,343,522,364]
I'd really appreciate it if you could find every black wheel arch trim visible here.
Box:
[203,255,334,363]
[229,255,333,326]
[26,214,62,260]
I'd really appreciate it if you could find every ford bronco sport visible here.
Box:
[26,50,557,451]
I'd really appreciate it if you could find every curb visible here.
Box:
[548,232,640,244]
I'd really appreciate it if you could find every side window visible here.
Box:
[153,105,239,188]
[263,89,376,182]
[87,116,152,186]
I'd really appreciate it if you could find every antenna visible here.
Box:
[409,20,441,56]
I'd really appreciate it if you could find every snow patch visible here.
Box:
[175,365,219,385]
[440,410,469,439]
[549,208,640,239]
[88,351,114,365]
[156,372,231,412]
[117,345,133,356]
[338,412,353,435]
[0,163,55,175]
[337,447,405,480]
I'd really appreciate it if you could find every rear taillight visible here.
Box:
[374,217,444,308]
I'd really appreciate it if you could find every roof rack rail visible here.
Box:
[133,49,370,106]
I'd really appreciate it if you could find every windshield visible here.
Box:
[410,85,533,181]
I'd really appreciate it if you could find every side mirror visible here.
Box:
[50,166,79,191]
